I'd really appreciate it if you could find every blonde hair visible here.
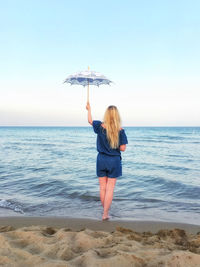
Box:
[103,105,121,149]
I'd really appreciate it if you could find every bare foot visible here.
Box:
[102,214,110,221]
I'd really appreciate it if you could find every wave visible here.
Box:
[145,176,200,199]
[68,192,99,201]
[132,136,186,143]
[158,135,186,140]
[0,199,24,214]
[126,161,192,172]
[26,167,48,172]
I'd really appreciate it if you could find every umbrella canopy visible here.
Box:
[64,70,112,87]
[64,68,112,102]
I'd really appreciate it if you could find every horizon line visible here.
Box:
[0,125,200,128]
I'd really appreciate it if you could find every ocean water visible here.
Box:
[0,126,200,225]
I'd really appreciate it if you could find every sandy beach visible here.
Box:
[0,216,200,267]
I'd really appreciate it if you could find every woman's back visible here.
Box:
[93,120,128,156]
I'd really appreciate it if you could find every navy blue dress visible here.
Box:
[92,120,128,178]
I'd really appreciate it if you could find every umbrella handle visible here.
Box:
[87,81,89,103]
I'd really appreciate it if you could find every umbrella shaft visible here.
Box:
[87,81,89,103]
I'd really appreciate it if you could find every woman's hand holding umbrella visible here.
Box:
[86,102,91,111]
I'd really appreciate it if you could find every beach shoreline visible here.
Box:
[0,215,200,234]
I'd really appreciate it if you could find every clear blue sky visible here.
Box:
[1,0,200,126]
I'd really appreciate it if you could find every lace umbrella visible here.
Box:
[64,67,112,102]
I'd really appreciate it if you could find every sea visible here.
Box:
[0,126,200,225]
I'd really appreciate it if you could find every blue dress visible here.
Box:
[92,120,128,178]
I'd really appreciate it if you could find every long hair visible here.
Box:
[103,105,121,149]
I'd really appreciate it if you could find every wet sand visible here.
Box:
[0,216,200,266]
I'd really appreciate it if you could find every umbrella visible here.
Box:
[64,67,112,102]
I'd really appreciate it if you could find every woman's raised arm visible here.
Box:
[86,102,93,125]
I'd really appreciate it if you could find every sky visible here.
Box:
[0,0,200,126]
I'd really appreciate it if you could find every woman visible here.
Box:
[86,103,128,220]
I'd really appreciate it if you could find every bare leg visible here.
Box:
[102,178,116,220]
[99,177,108,207]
